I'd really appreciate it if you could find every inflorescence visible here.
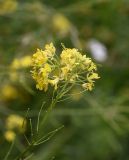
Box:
[31,43,100,92]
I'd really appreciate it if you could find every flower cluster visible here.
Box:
[52,14,71,36]
[10,55,32,81]
[4,114,26,142]
[31,43,100,92]
[11,56,32,69]
[31,43,56,91]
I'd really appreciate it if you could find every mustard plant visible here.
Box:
[5,43,99,160]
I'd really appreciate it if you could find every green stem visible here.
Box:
[4,141,14,160]
[40,95,59,127]
[15,83,71,160]
[40,83,69,127]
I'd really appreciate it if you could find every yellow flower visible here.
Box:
[32,49,48,66]
[60,48,93,70]
[49,77,59,90]
[10,55,32,81]
[31,43,100,92]
[31,43,57,92]
[52,14,71,36]
[61,66,69,80]
[0,84,18,101]
[60,48,96,80]
[20,56,32,68]
[4,130,16,142]
[60,48,78,66]
[81,73,100,91]
[88,62,97,71]
[45,43,56,57]
[87,73,100,82]
[11,56,32,69]
[60,48,82,77]
[82,82,94,91]
[36,79,48,91]
[32,63,52,91]
[82,73,100,91]
[6,114,26,133]
[32,43,55,67]
[40,63,52,77]
[11,59,20,69]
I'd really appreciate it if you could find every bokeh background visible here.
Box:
[0,0,129,159]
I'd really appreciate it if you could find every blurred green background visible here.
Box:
[1,0,129,159]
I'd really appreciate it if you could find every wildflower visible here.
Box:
[60,48,85,80]
[6,114,26,133]
[31,43,100,92]
[81,73,100,91]
[61,66,70,80]
[11,59,20,69]
[45,43,56,57]
[60,48,97,81]
[20,56,32,68]
[49,77,59,90]
[87,73,100,82]
[35,63,52,91]
[0,84,18,101]
[31,43,57,91]
[88,62,97,71]
[11,56,32,69]
[60,48,91,71]
[10,55,32,81]
[4,130,16,142]
[52,14,71,36]
[82,82,94,91]
[32,49,48,67]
